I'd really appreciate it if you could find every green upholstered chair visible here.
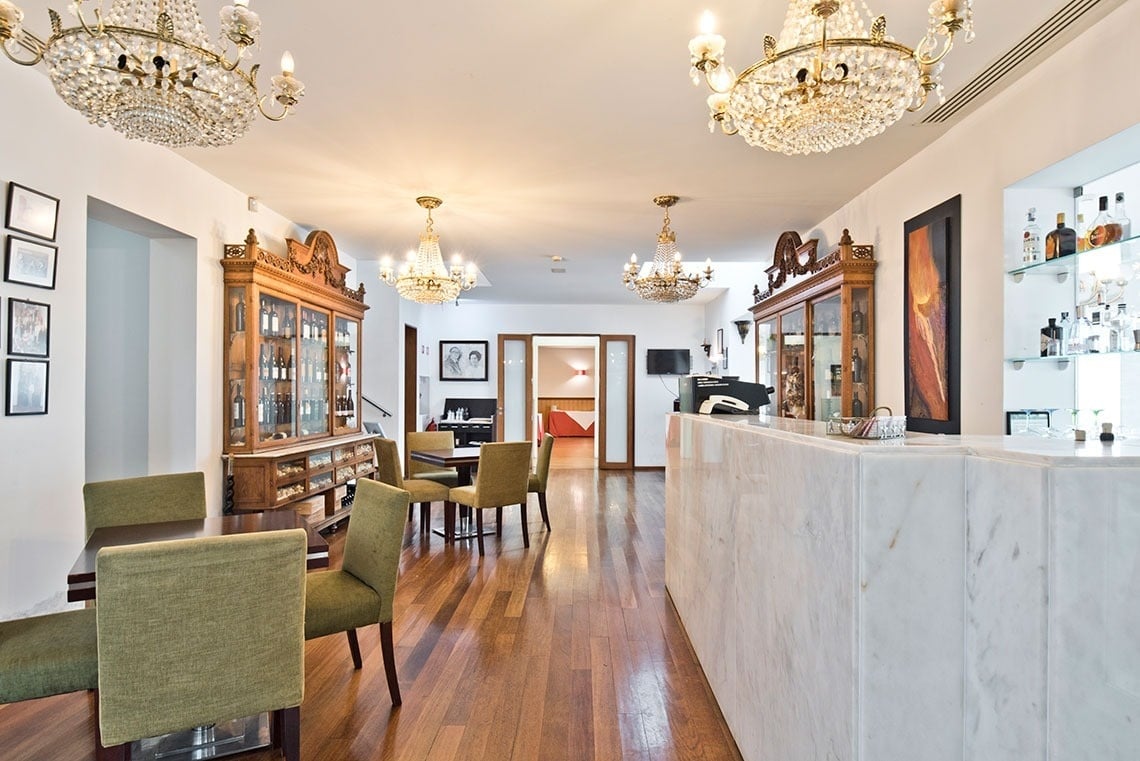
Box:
[447,441,532,556]
[94,530,307,761]
[82,471,207,540]
[0,609,98,704]
[527,434,555,531]
[406,431,459,488]
[375,437,450,534]
[304,479,408,706]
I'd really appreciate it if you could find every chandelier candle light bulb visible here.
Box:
[689,0,975,155]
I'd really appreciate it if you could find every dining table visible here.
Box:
[67,509,329,602]
[408,445,487,542]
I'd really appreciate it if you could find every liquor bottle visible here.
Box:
[234,293,246,332]
[851,392,864,418]
[1075,213,1089,253]
[259,299,269,335]
[288,353,296,381]
[232,384,244,428]
[1022,208,1043,263]
[1087,310,1104,353]
[1110,303,1129,352]
[1057,312,1072,356]
[301,313,310,340]
[257,387,265,426]
[1044,213,1077,259]
[1040,317,1061,357]
[258,346,268,380]
[277,348,286,381]
[270,304,280,336]
[851,347,865,384]
[852,303,865,335]
[1068,306,1089,355]
[1088,196,1122,247]
[1115,192,1131,240]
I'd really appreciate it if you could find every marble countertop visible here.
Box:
[674,413,1140,465]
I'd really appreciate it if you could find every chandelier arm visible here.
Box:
[257,93,291,121]
[728,37,916,86]
[73,4,106,39]
[914,32,955,68]
[57,25,253,85]
[1,32,45,66]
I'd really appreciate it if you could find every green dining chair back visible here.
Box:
[406,430,459,487]
[304,478,409,705]
[375,437,450,533]
[447,440,532,556]
[0,608,97,704]
[82,471,207,540]
[95,530,307,760]
[527,433,555,531]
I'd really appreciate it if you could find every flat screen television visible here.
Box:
[646,349,691,375]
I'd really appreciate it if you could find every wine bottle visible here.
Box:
[852,303,865,335]
[1022,208,1042,263]
[1044,213,1076,259]
[852,392,864,418]
[233,384,244,428]
[259,299,269,335]
[283,310,294,340]
[288,353,295,381]
[851,347,865,384]
[234,294,246,332]
[270,304,280,336]
[257,387,265,426]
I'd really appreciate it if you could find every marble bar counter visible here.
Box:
[664,413,1140,761]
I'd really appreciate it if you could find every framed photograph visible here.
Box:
[904,195,961,434]
[7,297,49,357]
[5,236,58,289]
[439,340,489,381]
[1005,409,1051,436]
[6,358,49,416]
[6,183,59,241]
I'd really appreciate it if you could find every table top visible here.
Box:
[408,446,483,468]
[67,511,329,602]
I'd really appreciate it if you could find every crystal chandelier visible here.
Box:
[688,1,975,155]
[622,195,713,303]
[0,0,303,147]
[379,197,477,305]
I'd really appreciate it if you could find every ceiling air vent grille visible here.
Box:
[923,0,1105,124]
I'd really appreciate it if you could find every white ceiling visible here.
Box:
[14,1,1118,303]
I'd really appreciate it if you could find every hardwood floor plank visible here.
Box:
[0,470,742,761]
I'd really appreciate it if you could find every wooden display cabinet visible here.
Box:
[751,229,876,421]
[222,229,370,523]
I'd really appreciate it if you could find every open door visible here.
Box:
[598,335,634,469]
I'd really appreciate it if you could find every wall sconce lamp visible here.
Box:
[732,318,752,344]
[574,368,589,377]
[701,342,712,357]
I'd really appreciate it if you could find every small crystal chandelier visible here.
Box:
[622,195,713,303]
[0,0,303,148]
[379,196,478,305]
[688,1,975,155]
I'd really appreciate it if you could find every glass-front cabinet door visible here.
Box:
[756,318,778,401]
[333,315,360,434]
[226,286,249,448]
[779,306,807,418]
[849,286,872,417]
[811,293,843,422]
[256,292,298,444]
[300,307,330,438]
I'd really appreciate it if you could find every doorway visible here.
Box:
[534,337,598,469]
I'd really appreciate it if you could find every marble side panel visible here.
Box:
[964,456,1048,761]
[1049,468,1140,760]
[860,453,965,761]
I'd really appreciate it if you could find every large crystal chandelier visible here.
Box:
[622,195,713,303]
[379,197,478,305]
[688,1,975,155]
[0,0,303,147]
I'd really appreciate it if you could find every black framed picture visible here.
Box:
[6,358,49,415]
[1005,409,1051,436]
[7,297,49,357]
[5,235,58,289]
[717,327,727,369]
[6,183,59,241]
[440,340,489,381]
[903,195,961,434]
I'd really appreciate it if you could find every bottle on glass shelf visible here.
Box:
[1087,309,1104,353]
[1075,213,1090,253]
[288,353,296,381]
[851,347,865,384]
[259,299,269,335]
[1040,317,1062,357]
[1058,311,1072,356]
[1115,192,1131,240]
[234,293,246,332]
[232,384,245,428]
[1110,303,1130,352]
[1022,208,1043,263]
[851,392,865,418]
[852,302,866,334]
[270,304,280,336]
[1044,213,1076,259]
[1088,196,1122,248]
[1068,306,1090,354]
[282,311,294,340]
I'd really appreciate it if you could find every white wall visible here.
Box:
[405,302,704,467]
[537,346,595,397]
[0,63,366,619]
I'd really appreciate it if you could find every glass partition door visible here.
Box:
[811,294,843,422]
[779,307,807,419]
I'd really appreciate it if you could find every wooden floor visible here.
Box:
[0,465,742,761]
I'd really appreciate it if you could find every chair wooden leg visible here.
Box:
[278,705,301,761]
[271,707,282,748]
[420,502,431,534]
[476,509,485,556]
[407,503,413,522]
[496,507,502,537]
[538,492,550,530]
[97,743,129,761]
[379,620,402,706]
[347,628,363,669]
[520,502,529,547]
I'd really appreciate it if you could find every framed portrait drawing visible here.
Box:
[5,236,58,289]
[7,297,50,357]
[439,340,489,381]
[6,358,49,416]
[903,195,961,434]
[6,183,59,241]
